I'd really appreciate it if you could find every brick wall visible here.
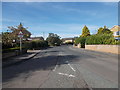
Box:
[85,45,120,54]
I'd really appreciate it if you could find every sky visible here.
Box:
[2,2,118,38]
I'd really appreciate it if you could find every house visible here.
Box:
[62,38,74,44]
[110,25,120,40]
[29,37,44,41]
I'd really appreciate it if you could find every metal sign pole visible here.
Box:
[20,37,22,52]
[18,30,23,53]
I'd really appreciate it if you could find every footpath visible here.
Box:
[3,50,41,68]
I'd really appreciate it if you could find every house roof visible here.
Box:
[31,37,44,40]
[110,25,120,32]
[62,38,74,41]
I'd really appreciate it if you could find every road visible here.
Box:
[3,45,118,88]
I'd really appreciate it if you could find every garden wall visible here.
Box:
[85,45,120,54]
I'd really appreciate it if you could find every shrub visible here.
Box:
[86,34,119,45]
[25,40,48,50]
[2,47,26,53]
[46,33,61,46]
[75,37,86,48]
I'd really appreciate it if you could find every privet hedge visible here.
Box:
[86,34,120,45]
[25,40,48,50]
[75,37,86,48]
[75,34,120,48]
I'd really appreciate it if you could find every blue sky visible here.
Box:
[2,2,118,38]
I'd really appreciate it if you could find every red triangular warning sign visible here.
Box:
[18,31,23,35]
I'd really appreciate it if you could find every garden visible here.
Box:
[74,25,120,48]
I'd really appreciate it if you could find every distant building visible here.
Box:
[29,37,44,41]
[62,38,74,44]
[110,25,120,40]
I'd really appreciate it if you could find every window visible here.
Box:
[116,31,120,35]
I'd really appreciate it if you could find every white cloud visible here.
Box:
[51,4,98,16]
[31,33,79,39]
[103,2,117,6]
[2,18,19,22]
[0,25,2,31]
[28,23,99,38]
[58,33,80,38]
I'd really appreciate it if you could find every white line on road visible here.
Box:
[58,72,75,77]
[53,64,58,71]
[68,64,76,72]
[53,52,62,71]
[66,61,76,72]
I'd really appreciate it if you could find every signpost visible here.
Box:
[18,31,23,52]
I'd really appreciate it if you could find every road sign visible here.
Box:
[18,34,23,38]
[18,31,23,38]
[19,31,23,35]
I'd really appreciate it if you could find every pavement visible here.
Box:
[3,50,41,68]
[2,45,118,88]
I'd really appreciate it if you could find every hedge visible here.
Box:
[2,47,26,53]
[25,40,49,50]
[86,34,120,45]
[74,37,86,48]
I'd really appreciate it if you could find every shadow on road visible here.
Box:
[3,54,78,83]
[3,46,96,84]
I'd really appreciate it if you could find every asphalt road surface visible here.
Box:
[3,45,118,88]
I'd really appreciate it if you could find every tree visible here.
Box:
[97,27,104,34]
[81,25,90,37]
[2,23,31,49]
[97,26,112,35]
[8,23,31,40]
[2,32,14,48]
[46,33,61,46]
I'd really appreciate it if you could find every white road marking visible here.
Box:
[58,72,75,77]
[53,52,63,71]
[68,64,76,72]
[65,61,76,72]
[53,65,57,71]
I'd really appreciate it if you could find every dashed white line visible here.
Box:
[58,72,75,77]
